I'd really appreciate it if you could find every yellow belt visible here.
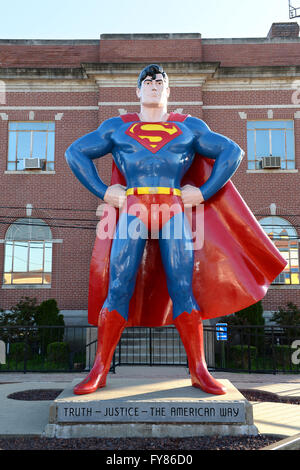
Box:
[126,187,181,196]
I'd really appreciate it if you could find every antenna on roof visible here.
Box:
[289,0,300,18]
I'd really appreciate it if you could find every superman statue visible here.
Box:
[65,64,286,396]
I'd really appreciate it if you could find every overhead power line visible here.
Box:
[1,205,300,218]
[0,205,98,213]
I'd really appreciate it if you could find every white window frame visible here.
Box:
[259,216,299,285]
[7,121,55,172]
[2,218,54,288]
[247,120,295,171]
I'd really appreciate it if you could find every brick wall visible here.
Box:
[202,42,300,67]
[0,43,99,68]
[0,29,300,316]
[99,37,202,63]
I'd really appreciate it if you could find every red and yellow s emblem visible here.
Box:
[125,122,182,153]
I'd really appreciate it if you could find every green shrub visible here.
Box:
[234,301,265,326]
[0,297,39,344]
[9,342,32,361]
[221,302,265,350]
[223,301,265,327]
[229,345,257,368]
[35,299,64,353]
[47,342,69,364]
[271,303,300,342]
[274,345,292,367]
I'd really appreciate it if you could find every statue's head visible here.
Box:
[136,64,170,107]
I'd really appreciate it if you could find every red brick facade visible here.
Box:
[0,24,299,321]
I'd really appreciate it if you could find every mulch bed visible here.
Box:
[239,389,300,405]
[0,435,280,451]
[7,389,63,401]
[2,387,297,450]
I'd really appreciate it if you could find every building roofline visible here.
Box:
[99,33,202,40]
[202,37,300,44]
[0,34,299,45]
[0,39,99,45]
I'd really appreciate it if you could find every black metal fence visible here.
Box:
[0,324,299,374]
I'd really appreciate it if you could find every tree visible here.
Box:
[223,301,265,326]
[271,302,300,343]
[34,299,65,353]
[0,297,64,353]
[271,302,300,326]
[0,297,39,344]
[221,301,265,349]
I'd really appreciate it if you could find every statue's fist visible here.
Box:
[181,184,204,206]
[104,184,126,208]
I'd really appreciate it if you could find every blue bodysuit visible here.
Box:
[65,112,243,320]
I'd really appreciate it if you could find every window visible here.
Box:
[247,120,295,170]
[3,218,52,286]
[260,216,299,285]
[7,122,55,171]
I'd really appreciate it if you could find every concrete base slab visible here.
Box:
[44,422,258,438]
[44,378,258,438]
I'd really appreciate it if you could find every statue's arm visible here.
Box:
[187,117,244,201]
[65,117,120,200]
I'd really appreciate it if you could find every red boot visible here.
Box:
[73,308,127,395]
[174,310,226,395]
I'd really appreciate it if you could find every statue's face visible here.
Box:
[136,73,170,107]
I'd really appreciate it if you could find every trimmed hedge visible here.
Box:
[46,342,70,364]
[229,345,257,368]
[9,342,32,361]
[273,345,292,367]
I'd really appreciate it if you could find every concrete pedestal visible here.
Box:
[44,378,258,438]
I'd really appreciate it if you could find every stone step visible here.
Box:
[116,348,186,354]
[117,353,186,359]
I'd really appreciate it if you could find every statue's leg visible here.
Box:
[101,213,148,320]
[74,213,147,395]
[159,212,226,395]
[73,307,127,395]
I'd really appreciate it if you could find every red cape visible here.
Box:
[88,116,287,327]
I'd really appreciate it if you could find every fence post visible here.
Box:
[23,329,28,374]
[247,329,251,373]
[69,351,74,371]
[149,328,153,366]
[118,335,121,366]
[271,326,276,374]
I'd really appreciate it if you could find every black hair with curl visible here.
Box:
[137,64,167,89]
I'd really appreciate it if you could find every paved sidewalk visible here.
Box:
[0,367,299,438]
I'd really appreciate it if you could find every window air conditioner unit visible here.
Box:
[261,156,281,169]
[23,158,45,170]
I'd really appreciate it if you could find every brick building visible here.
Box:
[0,22,300,325]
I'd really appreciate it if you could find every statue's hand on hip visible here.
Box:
[181,184,204,207]
[104,184,126,208]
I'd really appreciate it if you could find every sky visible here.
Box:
[0,0,298,39]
